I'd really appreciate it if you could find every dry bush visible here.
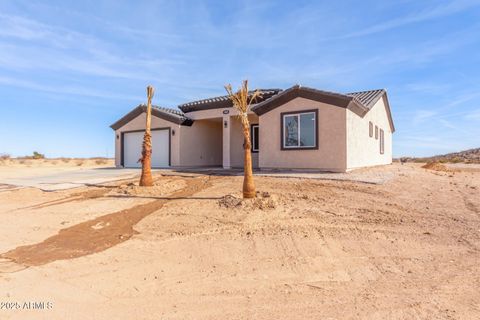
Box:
[18,159,32,165]
[32,151,45,159]
[0,153,10,160]
[60,158,70,163]
[76,160,84,166]
[95,159,108,165]
[450,157,463,163]
[422,162,454,172]
[219,192,279,210]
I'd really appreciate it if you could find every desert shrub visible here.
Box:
[19,159,32,165]
[95,159,108,165]
[60,157,70,163]
[76,160,84,166]
[0,153,10,160]
[450,157,463,163]
[32,151,45,159]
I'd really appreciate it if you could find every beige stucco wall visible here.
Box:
[179,119,222,167]
[186,107,255,120]
[258,97,347,172]
[229,114,259,168]
[114,113,181,167]
[346,96,393,170]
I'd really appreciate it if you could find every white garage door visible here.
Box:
[123,129,170,168]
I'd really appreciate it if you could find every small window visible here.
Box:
[380,129,384,154]
[369,122,373,137]
[251,124,259,152]
[375,125,378,140]
[282,110,317,149]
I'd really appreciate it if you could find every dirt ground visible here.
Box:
[0,163,479,319]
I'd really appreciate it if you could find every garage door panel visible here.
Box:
[151,130,170,167]
[123,129,170,168]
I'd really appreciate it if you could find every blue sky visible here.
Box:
[0,0,479,158]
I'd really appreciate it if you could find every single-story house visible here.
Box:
[110,85,394,172]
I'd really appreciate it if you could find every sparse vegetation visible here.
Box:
[0,153,11,160]
[32,151,45,159]
[18,159,32,165]
[95,159,108,165]
[396,148,480,164]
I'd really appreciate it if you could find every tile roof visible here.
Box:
[178,89,282,113]
[347,89,386,109]
[111,86,393,132]
[150,105,187,118]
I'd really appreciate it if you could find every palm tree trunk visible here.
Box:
[242,122,255,198]
[140,86,154,187]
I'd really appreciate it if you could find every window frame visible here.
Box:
[369,121,373,137]
[375,125,379,140]
[280,109,319,150]
[250,124,259,153]
[380,129,384,154]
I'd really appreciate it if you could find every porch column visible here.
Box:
[222,115,231,169]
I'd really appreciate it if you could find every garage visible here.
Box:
[122,129,170,168]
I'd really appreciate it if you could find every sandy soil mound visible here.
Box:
[111,178,186,197]
[422,161,454,172]
[219,191,281,210]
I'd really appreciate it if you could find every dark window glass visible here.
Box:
[251,125,259,152]
[380,129,384,154]
[282,111,316,148]
[299,113,315,147]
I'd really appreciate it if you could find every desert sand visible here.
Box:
[0,163,479,319]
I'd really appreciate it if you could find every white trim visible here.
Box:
[282,112,316,148]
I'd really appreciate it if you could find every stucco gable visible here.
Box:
[110,105,193,130]
[252,85,368,117]
[253,85,395,132]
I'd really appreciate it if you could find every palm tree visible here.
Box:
[225,80,261,198]
[139,85,154,187]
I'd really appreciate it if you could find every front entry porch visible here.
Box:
[222,113,259,169]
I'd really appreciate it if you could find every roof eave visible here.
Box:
[252,85,353,116]
[382,93,395,133]
[110,105,193,130]
[110,105,144,130]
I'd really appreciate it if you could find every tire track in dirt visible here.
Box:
[0,176,213,268]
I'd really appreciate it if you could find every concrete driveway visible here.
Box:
[0,167,143,191]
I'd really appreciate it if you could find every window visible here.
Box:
[380,129,384,154]
[251,124,259,152]
[369,122,373,137]
[281,110,317,149]
[375,125,378,139]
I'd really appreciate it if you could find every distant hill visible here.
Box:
[398,148,480,163]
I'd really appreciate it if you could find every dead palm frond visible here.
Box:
[224,80,262,126]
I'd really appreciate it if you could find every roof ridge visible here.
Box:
[346,88,385,95]
[139,104,186,116]
[178,88,283,107]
